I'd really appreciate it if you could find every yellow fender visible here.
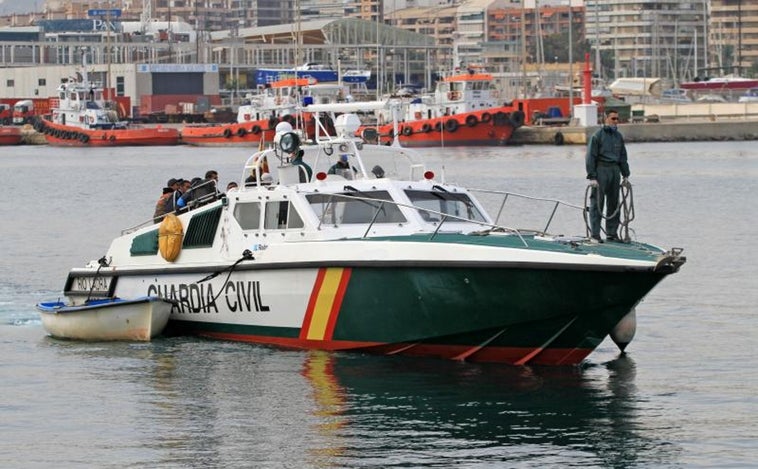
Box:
[158,213,183,262]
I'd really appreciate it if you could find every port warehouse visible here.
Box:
[0,17,454,118]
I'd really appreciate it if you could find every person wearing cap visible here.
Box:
[163,178,190,214]
[328,153,357,179]
[153,183,175,223]
[167,178,180,192]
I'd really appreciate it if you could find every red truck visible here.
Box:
[0,103,12,125]
[12,98,52,125]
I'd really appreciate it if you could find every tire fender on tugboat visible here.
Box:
[465,115,478,127]
[445,119,459,133]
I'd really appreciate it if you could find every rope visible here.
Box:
[85,256,110,302]
[584,180,635,241]
[176,250,256,308]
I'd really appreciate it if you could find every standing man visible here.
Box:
[586,109,630,242]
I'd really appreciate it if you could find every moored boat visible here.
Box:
[35,61,180,147]
[0,125,23,145]
[36,296,173,341]
[52,102,685,366]
[256,62,339,86]
[180,78,349,146]
[370,69,525,147]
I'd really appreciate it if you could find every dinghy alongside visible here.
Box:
[36,296,173,341]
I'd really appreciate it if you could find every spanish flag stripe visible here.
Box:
[300,268,327,339]
[305,268,346,341]
[324,268,352,340]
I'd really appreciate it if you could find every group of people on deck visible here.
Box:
[153,170,220,223]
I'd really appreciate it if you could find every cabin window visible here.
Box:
[233,202,261,230]
[306,191,407,225]
[264,201,303,230]
[116,76,125,97]
[38,78,46,86]
[404,190,487,223]
[6,80,13,87]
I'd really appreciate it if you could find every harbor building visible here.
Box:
[584,1,706,81]
[710,0,758,74]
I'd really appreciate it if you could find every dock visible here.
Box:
[511,118,758,145]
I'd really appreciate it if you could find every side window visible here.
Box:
[265,201,304,230]
[233,202,261,230]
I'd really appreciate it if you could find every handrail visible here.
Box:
[469,188,585,234]
[309,191,531,246]
[123,181,221,234]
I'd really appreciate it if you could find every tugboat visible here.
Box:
[49,102,685,366]
[35,58,179,147]
[0,125,23,145]
[370,69,525,147]
[180,78,350,146]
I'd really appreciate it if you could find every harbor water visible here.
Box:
[1,141,756,468]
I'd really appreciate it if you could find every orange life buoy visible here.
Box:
[158,213,183,262]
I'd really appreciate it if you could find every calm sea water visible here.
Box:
[1,141,756,468]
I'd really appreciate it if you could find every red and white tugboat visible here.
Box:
[36,63,179,147]
[370,69,525,147]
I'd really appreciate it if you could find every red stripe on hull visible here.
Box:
[193,331,593,366]
[299,268,329,340]
[324,268,352,340]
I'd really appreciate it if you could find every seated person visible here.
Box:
[328,154,357,179]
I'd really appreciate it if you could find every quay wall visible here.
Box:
[512,119,758,146]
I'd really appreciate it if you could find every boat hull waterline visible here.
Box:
[0,126,23,145]
[37,117,180,147]
[375,108,522,147]
[36,296,173,341]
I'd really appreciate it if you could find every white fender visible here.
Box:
[611,308,637,352]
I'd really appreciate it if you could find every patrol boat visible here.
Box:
[56,102,685,366]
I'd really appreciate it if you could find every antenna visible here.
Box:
[140,0,152,36]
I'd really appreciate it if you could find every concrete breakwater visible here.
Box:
[511,118,758,145]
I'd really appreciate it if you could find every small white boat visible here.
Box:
[35,296,174,341]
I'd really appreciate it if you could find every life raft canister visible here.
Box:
[158,213,183,262]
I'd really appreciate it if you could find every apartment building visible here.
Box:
[585,1,705,81]
[710,0,758,73]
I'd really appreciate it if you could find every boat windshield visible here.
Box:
[306,191,407,225]
[404,189,486,222]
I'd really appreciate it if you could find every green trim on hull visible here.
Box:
[333,266,666,348]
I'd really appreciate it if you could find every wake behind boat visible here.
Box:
[50,102,685,366]
[36,296,173,341]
